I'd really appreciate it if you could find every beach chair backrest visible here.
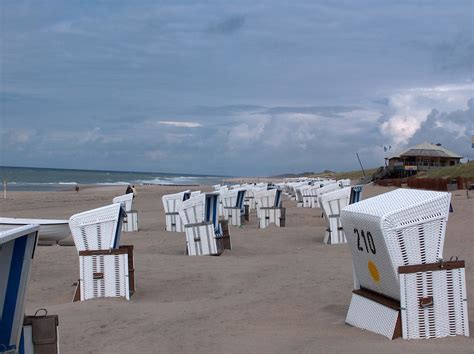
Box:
[179,194,206,225]
[0,225,39,353]
[316,182,340,197]
[341,189,451,300]
[255,189,281,208]
[113,193,133,212]
[162,190,190,213]
[69,203,124,252]
[220,189,238,208]
[349,185,363,204]
[337,179,351,187]
[320,187,351,217]
[319,180,336,188]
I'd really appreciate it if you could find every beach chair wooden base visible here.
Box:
[22,313,59,354]
[220,220,232,250]
[184,223,224,256]
[165,212,184,232]
[122,210,138,232]
[346,260,470,340]
[73,245,135,302]
[323,217,346,244]
[224,207,246,227]
[346,288,402,339]
[258,207,285,228]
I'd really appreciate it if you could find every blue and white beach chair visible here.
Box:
[320,185,363,245]
[162,190,191,232]
[69,204,134,302]
[220,189,246,226]
[0,225,39,353]
[255,189,285,228]
[179,193,228,255]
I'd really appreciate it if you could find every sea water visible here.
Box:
[0,166,228,191]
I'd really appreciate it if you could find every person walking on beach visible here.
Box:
[131,185,137,198]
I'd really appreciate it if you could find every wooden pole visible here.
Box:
[3,179,6,199]
[356,153,366,178]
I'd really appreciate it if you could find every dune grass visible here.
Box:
[417,161,474,178]
[307,167,381,180]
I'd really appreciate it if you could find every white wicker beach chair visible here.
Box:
[320,187,351,244]
[220,189,246,226]
[341,189,469,339]
[0,225,39,353]
[337,179,351,187]
[162,190,191,232]
[255,189,285,228]
[69,204,134,302]
[113,193,138,232]
[314,182,340,208]
[298,185,314,208]
[179,193,228,256]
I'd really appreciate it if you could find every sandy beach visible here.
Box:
[1,184,472,353]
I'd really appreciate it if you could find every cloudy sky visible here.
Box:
[1,1,473,176]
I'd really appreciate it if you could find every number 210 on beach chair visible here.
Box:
[341,189,469,339]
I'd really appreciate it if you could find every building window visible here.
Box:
[450,160,455,166]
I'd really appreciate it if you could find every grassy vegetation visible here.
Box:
[417,161,474,178]
[303,167,382,180]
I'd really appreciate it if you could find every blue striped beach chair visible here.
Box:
[220,189,246,226]
[162,190,191,232]
[0,225,39,353]
[255,189,285,228]
[179,193,227,255]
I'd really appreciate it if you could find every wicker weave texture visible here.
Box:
[79,253,129,301]
[69,204,123,251]
[346,293,399,339]
[113,193,133,212]
[341,189,451,300]
[400,268,469,339]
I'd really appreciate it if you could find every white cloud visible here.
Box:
[159,121,202,128]
[380,83,474,146]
